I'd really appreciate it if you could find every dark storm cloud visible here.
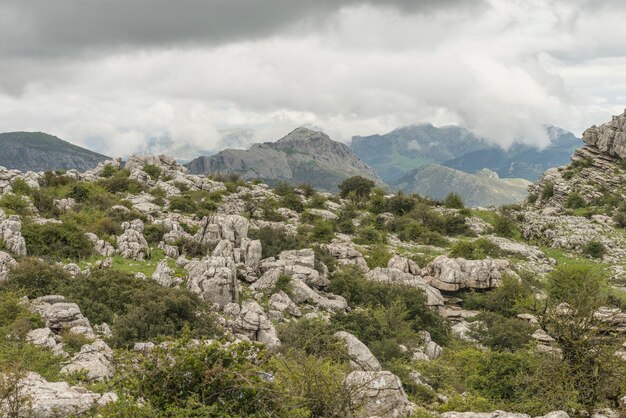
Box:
[0,0,482,57]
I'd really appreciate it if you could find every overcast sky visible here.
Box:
[1,0,625,158]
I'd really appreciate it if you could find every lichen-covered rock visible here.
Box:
[0,212,27,256]
[116,219,149,260]
[269,291,302,317]
[344,370,415,418]
[424,256,512,292]
[60,340,114,381]
[2,372,116,417]
[186,257,238,307]
[228,300,280,349]
[152,259,179,288]
[334,331,381,371]
[0,250,17,282]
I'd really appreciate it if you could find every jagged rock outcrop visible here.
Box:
[344,370,416,418]
[0,211,27,256]
[323,242,369,272]
[116,219,149,260]
[226,300,280,350]
[334,331,382,372]
[424,256,512,292]
[30,296,91,332]
[195,214,249,254]
[1,372,116,417]
[60,340,115,382]
[152,259,179,288]
[85,232,116,257]
[186,256,239,307]
[269,291,302,317]
[0,250,17,282]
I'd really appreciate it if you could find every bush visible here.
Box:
[363,244,392,269]
[4,258,70,299]
[492,214,518,238]
[98,176,144,194]
[565,192,586,209]
[541,182,554,200]
[462,275,533,317]
[248,227,301,259]
[277,318,348,362]
[443,192,465,209]
[353,225,386,245]
[450,238,502,260]
[309,219,335,243]
[386,193,416,216]
[143,223,168,245]
[0,194,31,216]
[583,240,606,259]
[338,176,375,200]
[168,196,197,213]
[10,178,31,196]
[22,221,93,260]
[468,312,536,351]
[280,193,304,213]
[142,164,161,180]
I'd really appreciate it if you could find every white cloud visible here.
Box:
[0,0,625,157]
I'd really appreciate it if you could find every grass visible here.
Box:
[78,248,187,278]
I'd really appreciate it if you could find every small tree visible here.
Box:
[338,176,375,200]
[443,192,465,209]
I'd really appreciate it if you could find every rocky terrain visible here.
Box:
[392,165,530,207]
[186,127,383,192]
[0,132,110,172]
[0,112,625,417]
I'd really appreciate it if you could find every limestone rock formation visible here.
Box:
[186,256,239,307]
[85,232,116,257]
[344,370,416,418]
[60,340,115,382]
[424,256,512,292]
[0,250,17,282]
[227,300,280,349]
[366,267,444,308]
[1,372,116,417]
[334,331,382,371]
[117,219,149,260]
[0,212,27,256]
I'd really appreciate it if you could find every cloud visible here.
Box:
[0,0,625,157]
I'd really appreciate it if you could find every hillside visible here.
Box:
[186,127,382,191]
[0,132,110,172]
[0,114,625,417]
[392,164,530,207]
[351,124,581,182]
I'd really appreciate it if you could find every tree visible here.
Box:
[443,192,465,209]
[338,176,375,200]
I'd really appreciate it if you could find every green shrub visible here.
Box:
[4,258,70,299]
[468,312,536,351]
[492,214,518,238]
[10,178,32,196]
[0,194,31,216]
[277,318,348,362]
[40,171,75,188]
[462,275,533,317]
[450,238,502,260]
[565,192,586,209]
[582,240,606,259]
[338,176,375,200]
[168,195,197,213]
[353,225,386,245]
[363,244,392,269]
[309,219,335,243]
[443,192,465,209]
[98,176,144,194]
[527,193,538,204]
[22,221,93,260]
[280,193,304,212]
[143,223,168,245]
[541,182,554,200]
[100,164,118,178]
[248,227,301,259]
[143,164,162,180]
[386,193,416,216]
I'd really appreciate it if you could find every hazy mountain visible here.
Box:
[392,165,530,207]
[351,124,581,182]
[0,132,110,172]
[186,127,382,191]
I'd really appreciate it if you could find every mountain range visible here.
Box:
[0,125,581,206]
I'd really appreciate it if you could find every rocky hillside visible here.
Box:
[186,127,382,191]
[351,124,581,183]
[392,164,530,207]
[0,132,110,172]
[0,121,625,417]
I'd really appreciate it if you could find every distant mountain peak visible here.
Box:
[276,126,329,144]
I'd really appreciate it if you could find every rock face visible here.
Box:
[583,110,626,159]
[60,340,115,382]
[424,256,512,292]
[186,257,239,307]
[152,259,178,288]
[116,219,149,260]
[334,331,382,372]
[226,300,281,350]
[0,211,27,256]
[30,296,91,331]
[186,127,382,192]
[344,370,415,418]
[85,232,116,257]
[0,250,17,282]
[2,372,116,417]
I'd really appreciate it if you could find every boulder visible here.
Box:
[229,300,280,349]
[26,327,57,349]
[0,213,27,256]
[30,296,91,331]
[344,370,415,418]
[322,242,369,272]
[334,331,381,371]
[85,232,116,257]
[366,267,444,308]
[60,340,114,381]
[2,372,116,417]
[424,256,512,291]
[0,250,17,282]
[186,257,239,307]
[116,219,149,260]
[269,291,302,317]
[387,255,420,275]
[151,259,178,287]
[195,214,249,250]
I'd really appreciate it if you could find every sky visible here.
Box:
[1,0,625,158]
